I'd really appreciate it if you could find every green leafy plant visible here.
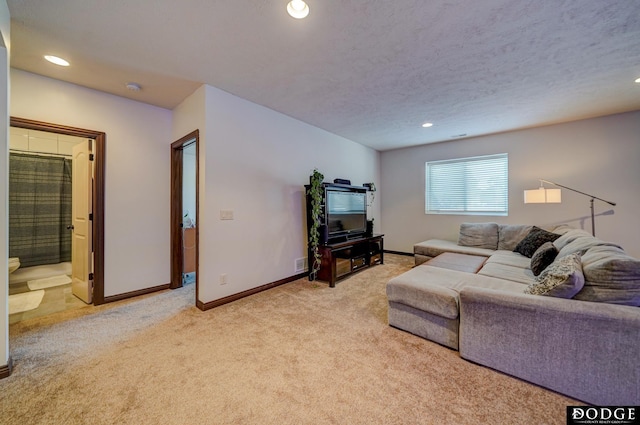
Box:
[307,168,324,278]
[365,182,376,206]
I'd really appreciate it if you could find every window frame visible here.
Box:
[425,153,509,216]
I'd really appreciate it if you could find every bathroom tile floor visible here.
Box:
[9,262,89,324]
[9,266,196,324]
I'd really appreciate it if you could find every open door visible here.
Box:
[71,139,93,303]
[171,130,199,307]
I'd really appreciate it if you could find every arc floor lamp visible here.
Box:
[524,179,616,236]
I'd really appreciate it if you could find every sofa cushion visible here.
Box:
[574,245,640,306]
[424,252,488,273]
[545,223,574,236]
[458,222,499,250]
[484,250,532,269]
[513,226,561,258]
[477,262,536,285]
[557,235,622,259]
[553,229,592,251]
[414,239,495,259]
[386,266,525,319]
[525,253,584,298]
[498,224,532,250]
[530,242,559,276]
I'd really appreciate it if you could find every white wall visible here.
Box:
[0,0,10,372]
[172,85,205,302]
[10,70,173,297]
[381,110,640,258]
[173,85,380,304]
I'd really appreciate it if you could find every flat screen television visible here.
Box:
[326,188,367,239]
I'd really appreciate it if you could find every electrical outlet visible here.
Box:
[220,273,228,285]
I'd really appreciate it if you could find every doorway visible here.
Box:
[9,117,106,311]
[170,130,199,305]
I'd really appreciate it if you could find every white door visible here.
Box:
[71,139,93,303]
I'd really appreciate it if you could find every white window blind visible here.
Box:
[425,153,508,216]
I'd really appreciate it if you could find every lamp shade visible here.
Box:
[524,188,561,204]
[524,188,545,203]
[545,188,562,203]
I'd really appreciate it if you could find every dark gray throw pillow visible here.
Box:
[513,226,561,258]
[530,242,559,276]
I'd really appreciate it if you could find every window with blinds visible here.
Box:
[425,153,508,216]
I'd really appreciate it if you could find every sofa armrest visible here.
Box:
[459,287,640,405]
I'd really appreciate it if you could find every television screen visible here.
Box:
[327,190,366,235]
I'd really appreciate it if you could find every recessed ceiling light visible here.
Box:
[44,55,70,67]
[126,82,142,92]
[287,0,309,19]
[421,122,433,128]
[635,77,640,83]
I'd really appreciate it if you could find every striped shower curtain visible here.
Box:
[9,153,73,268]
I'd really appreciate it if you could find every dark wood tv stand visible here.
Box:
[316,234,384,287]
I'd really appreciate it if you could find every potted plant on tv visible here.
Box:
[307,168,324,281]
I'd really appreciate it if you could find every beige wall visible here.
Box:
[380,111,640,258]
[172,86,206,303]
[10,69,174,297]
[173,85,381,304]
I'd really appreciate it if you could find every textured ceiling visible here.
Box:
[7,0,640,151]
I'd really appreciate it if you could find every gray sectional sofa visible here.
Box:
[386,223,640,405]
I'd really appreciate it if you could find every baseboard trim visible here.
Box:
[384,250,413,257]
[198,273,307,311]
[0,356,13,379]
[103,283,172,304]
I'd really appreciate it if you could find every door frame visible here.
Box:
[170,130,199,297]
[10,117,107,305]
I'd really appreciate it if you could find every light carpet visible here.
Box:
[27,274,72,291]
[8,290,45,314]
[2,255,580,424]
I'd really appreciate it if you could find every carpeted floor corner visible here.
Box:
[1,254,579,424]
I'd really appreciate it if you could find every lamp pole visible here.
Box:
[590,198,595,236]
[540,180,616,237]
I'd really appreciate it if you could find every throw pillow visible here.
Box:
[513,226,561,258]
[530,242,559,276]
[525,253,584,298]
[457,222,499,250]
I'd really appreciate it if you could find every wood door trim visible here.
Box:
[170,141,184,289]
[170,130,199,306]
[9,117,107,305]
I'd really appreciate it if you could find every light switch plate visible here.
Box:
[220,210,234,220]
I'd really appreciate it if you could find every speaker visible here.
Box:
[333,178,351,185]
[366,220,374,236]
[320,225,328,244]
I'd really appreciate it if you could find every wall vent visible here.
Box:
[295,257,308,273]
